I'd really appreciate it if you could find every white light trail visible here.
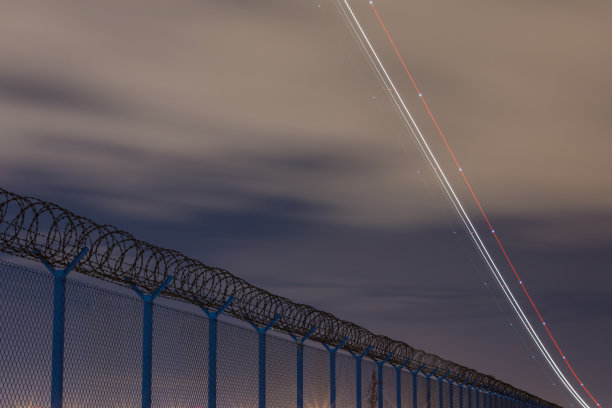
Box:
[335,1,592,406]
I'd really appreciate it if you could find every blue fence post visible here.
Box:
[349,345,372,408]
[467,384,474,408]
[127,275,173,408]
[425,367,439,408]
[457,379,468,408]
[485,385,494,408]
[448,374,460,408]
[248,314,282,408]
[372,353,393,408]
[322,337,348,408]
[409,363,426,408]
[436,371,450,408]
[391,358,410,408]
[474,384,482,408]
[469,385,475,408]
[486,385,495,408]
[289,325,317,408]
[195,295,234,408]
[35,247,89,408]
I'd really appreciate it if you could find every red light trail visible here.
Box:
[368,2,601,407]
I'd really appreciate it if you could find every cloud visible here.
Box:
[0,71,123,115]
[2,0,611,232]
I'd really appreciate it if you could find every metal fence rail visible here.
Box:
[0,187,560,408]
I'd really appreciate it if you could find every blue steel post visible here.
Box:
[391,358,410,408]
[475,384,483,408]
[322,337,348,408]
[409,363,426,408]
[248,314,281,408]
[467,385,473,408]
[437,371,450,408]
[448,374,460,408]
[484,385,494,408]
[196,296,234,408]
[373,353,393,408]
[289,325,317,408]
[457,380,465,408]
[425,368,439,408]
[485,385,495,408]
[36,247,89,408]
[349,345,372,408]
[128,275,173,408]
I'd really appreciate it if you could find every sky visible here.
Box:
[1,0,611,406]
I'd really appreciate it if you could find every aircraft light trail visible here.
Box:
[334,1,601,407]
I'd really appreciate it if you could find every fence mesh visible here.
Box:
[267,334,296,407]
[337,351,357,407]
[0,260,53,408]
[0,258,548,408]
[303,344,330,407]
[151,303,209,407]
[63,279,142,407]
[400,368,413,408]
[217,320,258,407]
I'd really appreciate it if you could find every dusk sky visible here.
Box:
[1,0,611,406]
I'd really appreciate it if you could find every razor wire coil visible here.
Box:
[0,187,558,407]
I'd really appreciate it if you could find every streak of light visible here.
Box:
[334,1,599,407]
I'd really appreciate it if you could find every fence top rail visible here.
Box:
[0,187,559,407]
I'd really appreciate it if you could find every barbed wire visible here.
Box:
[0,187,558,406]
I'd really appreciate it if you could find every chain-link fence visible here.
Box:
[1,257,551,408]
